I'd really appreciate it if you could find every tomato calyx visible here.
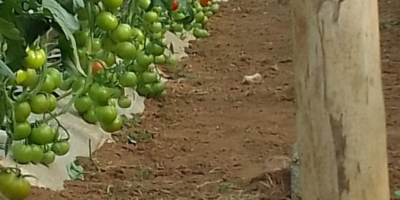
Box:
[171,0,179,11]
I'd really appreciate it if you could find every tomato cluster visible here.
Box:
[166,0,219,38]
[0,168,31,200]
[0,0,221,198]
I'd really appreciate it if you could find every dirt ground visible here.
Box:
[9,0,400,199]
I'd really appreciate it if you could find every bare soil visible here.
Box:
[9,0,400,199]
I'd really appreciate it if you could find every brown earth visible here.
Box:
[7,0,400,199]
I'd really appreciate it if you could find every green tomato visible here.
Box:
[172,12,186,20]
[119,72,138,87]
[205,10,213,17]
[41,75,55,93]
[104,52,116,66]
[146,42,165,56]
[74,95,93,113]
[0,171,31,200]
[20,68,38,87]
[192,22,203,28]
[143,11,158,23]
[51,141,70,156]
[100,115,123,132]
[138,0,151,9]
[151,81,165,94]
[47,94,57,112]
[116,42,137,60]
[171,23,184,32]
[153,32,163,39]
[210,4,219,13]
[91,38,102,53]
[141,71,158,84]
[14,102,31,122]
[136,51,154,67]
[203,16,209,24]
[96,11,118,31]
[22,48,46,69]
[12,143,32,164]
[12,121,31,141]
[136,84,154,97]
[154,54,166,64]
[193,28,210,38]
[154,90,167,99]
[184,24,193,31]
[71,77,86,93]
[41,150,56,165]
[30,144,44,164]
[47,68,61,88]
[152,6,163,13]
[95,105,117,124]
[110,87,125,98]
[102,37,119,52]
[128,61,149,73]
[74,29,89,47]
[83,108,98,124]
[30,94,49,114]
[30,123,56,145]
[89,83,112,105]
[131,28,145,43]
[110,23,132,42]
[195,11,205,23]
[102,0,123,10]
[149,22,163,33]
[118,96,132,108]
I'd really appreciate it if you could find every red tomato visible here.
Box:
[199,0,209,6]
[92,61,106,73]
[171,0,179,11]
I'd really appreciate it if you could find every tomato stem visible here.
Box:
[45,111,71,141]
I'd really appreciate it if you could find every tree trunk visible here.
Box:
[291,0,390,200]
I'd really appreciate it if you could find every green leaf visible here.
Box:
[0,17,22,41]
[43,0,86,75]
[73,0,85,9]
[56,0,84,13]
[0,60,15,78]
[174,0,195,24]
[147,0,168,11]
[17,15,51,45]
[42,0,80,36]
[4,39,26,72]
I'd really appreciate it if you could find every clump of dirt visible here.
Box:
[14,0,400,200]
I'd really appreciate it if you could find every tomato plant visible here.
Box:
[0,0,220,184]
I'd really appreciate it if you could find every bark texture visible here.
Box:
[291,0,390,200]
